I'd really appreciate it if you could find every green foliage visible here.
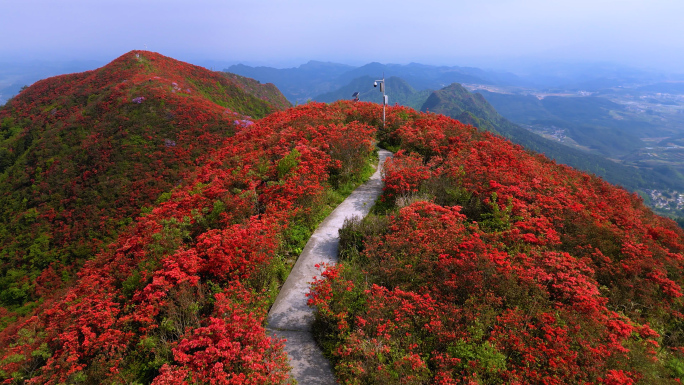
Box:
[147,217,192,259]
[121,269,142,299]
[122,133,153,147]
[0,328,50,381]
[446,339,507,375]
[27,233,52,269]
[311,264,369,358]
[328,155,376,200]
[120,283,211,383]
[479,193,514,233]
[185,76,281,119]
[338,214,389,261]
[277,148,301,179]
[0,283,30,307]
[155,191,173,205]
[421,167,482,211]
[283,222,310,256]
[667,357,684,379]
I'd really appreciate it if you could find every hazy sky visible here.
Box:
[2,0,683,71]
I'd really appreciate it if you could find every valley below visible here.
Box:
[466,82,684,220]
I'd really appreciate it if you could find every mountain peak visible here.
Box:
[421,82,499,120]
[0,51,289,314]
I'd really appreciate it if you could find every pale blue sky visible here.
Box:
[1,0,683,71]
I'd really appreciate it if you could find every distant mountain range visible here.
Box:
[313,76,431,110]
[225,60,684,105]
[476,91,655,157]
[226,61,522,103]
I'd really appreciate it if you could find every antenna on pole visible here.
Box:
[374,72,387,127]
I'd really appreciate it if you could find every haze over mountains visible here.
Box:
[227,60,684,104]
[227,61,525,104]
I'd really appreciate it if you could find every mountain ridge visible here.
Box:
[227,60,522,103]
[314,75,431,110]
[0,50,289,314]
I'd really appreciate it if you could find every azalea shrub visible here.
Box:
[3,67,684,384]
[0,51,290,318]
[0,100,377,383]
[310,105,684,384]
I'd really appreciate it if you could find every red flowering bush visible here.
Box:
[0,50,290,320]
[3,66,684,384]
[151,286,289,385]
[382,150,431,204]
[310,106,684,383]
[0,100,377,383]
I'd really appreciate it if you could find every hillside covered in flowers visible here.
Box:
[0,94,379,382]
[311,105,684,384]
[1,51,683,384]
[0,50,289,318]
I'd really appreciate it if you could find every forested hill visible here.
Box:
[0,50,289,315]
[421,83,684,193]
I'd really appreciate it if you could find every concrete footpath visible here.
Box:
[266,149,392,384]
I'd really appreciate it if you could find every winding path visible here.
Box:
[266,149,392,384]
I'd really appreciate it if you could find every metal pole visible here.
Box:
[382,73,386,127]
[375,73,387,128]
